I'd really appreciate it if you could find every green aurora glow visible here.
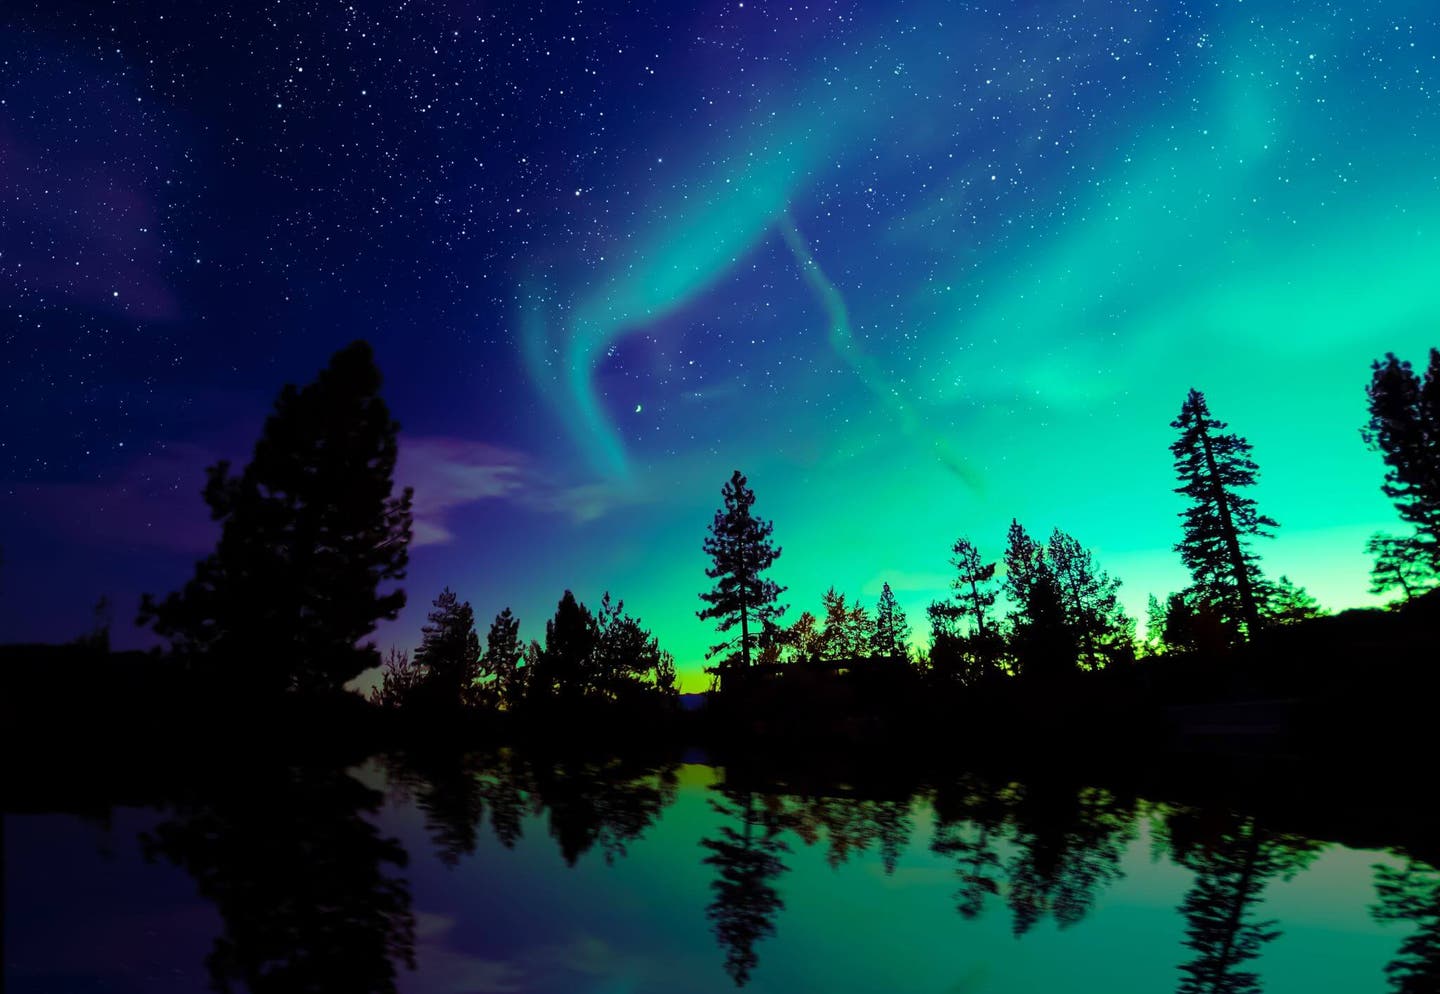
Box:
[482,2,1440,688]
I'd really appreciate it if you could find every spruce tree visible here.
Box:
[870,581,911,662]
[698,470,786,688]
[414,587,480,708]
[480,607,525,709]
[1363,349,1440,579]
[1002,520,1075,678]
[1170,389,1275,640]
[531,590,596,703]
[817,587,873,659]
[819,587,850,659]
[139,340,414,695]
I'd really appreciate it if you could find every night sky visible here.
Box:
[4,0,1438,688]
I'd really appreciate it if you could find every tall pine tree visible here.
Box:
[698,470,786,689]
[949,537,997,641]
[870,581,911,662]
[1170,389,1275,640]
[140,341,414,696]
[1363,349,1440,584]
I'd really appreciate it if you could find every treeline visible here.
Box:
[120,340,1439,721]
[692,360,1437,692]
[368,588,677,714]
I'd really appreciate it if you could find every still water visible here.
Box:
[5,751,1436,993]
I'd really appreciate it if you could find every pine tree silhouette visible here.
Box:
[1170,389,1275,641]
[413,587,480,711]
[870,581,912,662]
[479,608,525,709]
[139,340,414,696]
[698,470,786,690]
[1363,350,1440,586]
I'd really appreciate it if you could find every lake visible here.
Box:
[5,750,1436,993]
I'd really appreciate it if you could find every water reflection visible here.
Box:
[1372,859,1440,992]
[6,752,1436,993]
[386,750,680,868]
[141,764,416,994]
[1160,810,1320,994]
[700,789,791,986]
[928,776,1137,936]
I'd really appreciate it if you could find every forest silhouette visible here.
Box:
[3,341,1438,761]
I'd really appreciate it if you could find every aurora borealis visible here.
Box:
[4,1,1439,686]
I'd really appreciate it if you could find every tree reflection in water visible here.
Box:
[929,774,1137,936]
[130,753,1440,994]
[700,788,791,987]
[1159,808,1320,994]
[1372,857,1440,993]
[387,749,680,868]
[142,764,416,994]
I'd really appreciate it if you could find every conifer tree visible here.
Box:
[414,587,480,708]
[654,650,679,699]
[369,647,422,710]
[480,608,525,709]
[591,592,664,701]
[1366,533,1438,603]
[1001,519,1045,613]
[819,587,850,659]
[816,587,875,658]
[140,340,414,695]
[1363,349,1440,582]
[783,611,823,663]
[698,470,786,688]
[531,590,596,703]
[927,536,1001,683]
[1170,389,1275,640]
[846,601,874,658]
[870,582,911,662]
[1002,520,1075,678]
[1047,528,1133,670]
[1255,576,1324,626]
[949,537,998,641]
[1143,595,1167,657]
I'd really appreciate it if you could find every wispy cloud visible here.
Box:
[397,437,529,545]
[11,434,646,555]
[397,435,650,545]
